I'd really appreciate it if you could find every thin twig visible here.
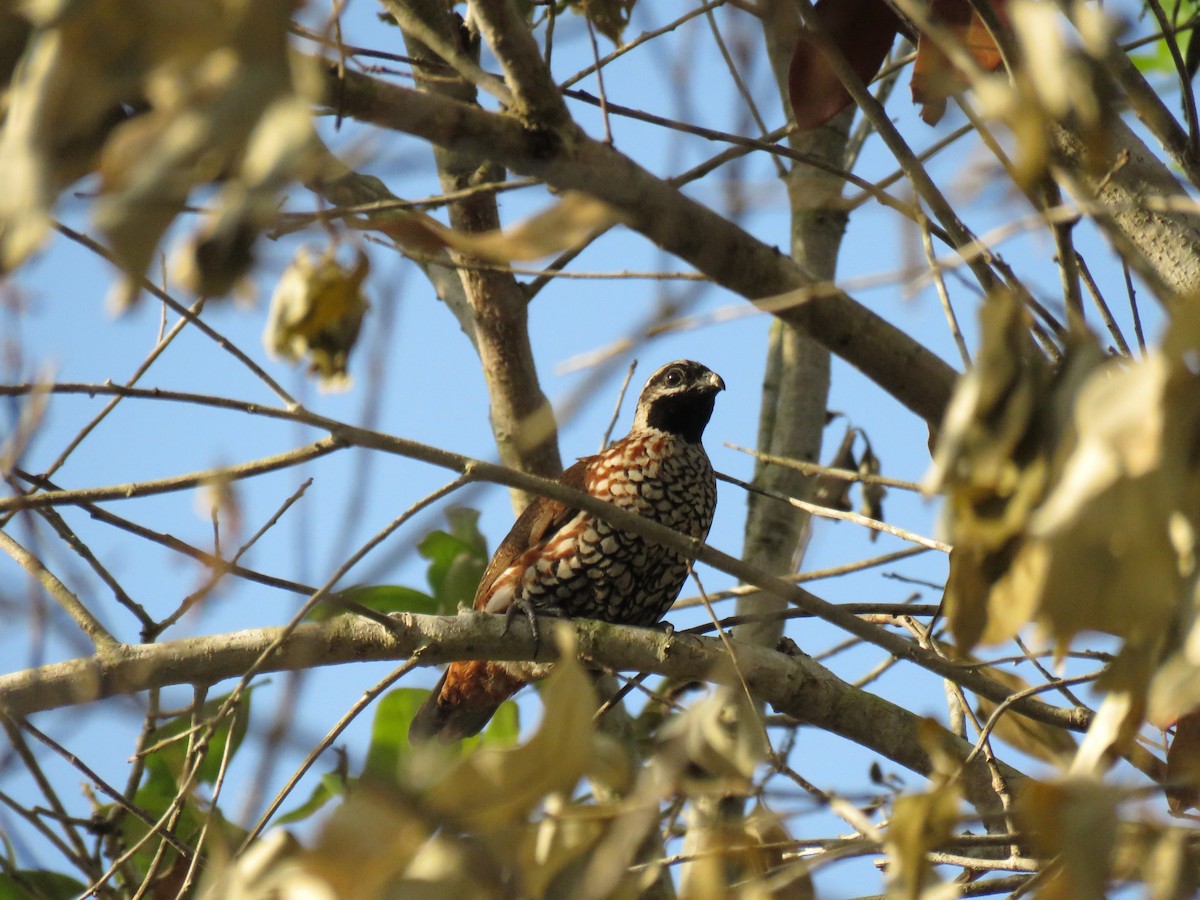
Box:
[240,654,424,849]
[717,470,949,552]
[599,360,637,451]
[0,439,342,514]
[0,530,118,649]
[724,444,923,492]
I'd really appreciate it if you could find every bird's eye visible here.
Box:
[664,368,683,386]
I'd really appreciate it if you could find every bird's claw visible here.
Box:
[503,599,565,658]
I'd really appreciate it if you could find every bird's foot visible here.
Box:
[503,599,566,658]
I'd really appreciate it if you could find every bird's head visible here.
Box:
[633,360,725,443]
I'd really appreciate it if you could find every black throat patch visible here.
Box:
[645,391,716,443]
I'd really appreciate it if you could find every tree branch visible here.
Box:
[322,64,958,429]
[0,611,1024,819]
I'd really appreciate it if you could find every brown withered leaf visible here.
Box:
[812,427,857,512]
[925,292,1056,651]
[566,0,635,46]
[1016,777,1118,900]
[858,437,886,536]
[788,0,1008,130]
[264,245,370,391]
[972,665,1077,763]
[788,0,903,131]
[911,0,1008,125]
[1165,711,1200,815]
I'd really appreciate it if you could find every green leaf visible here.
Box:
[479,700,520,748]
[363,688,521,785]
[277,770,347,824]
[446,507,487,556]
[311,584,440,622]
[418,509,488,613]
[143,688,253,787]
[364,688,427,784]
[0,871,86,900]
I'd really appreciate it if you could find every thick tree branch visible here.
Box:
[0,612,1022,818]
[323,65,957,429]
[390,0,563,504]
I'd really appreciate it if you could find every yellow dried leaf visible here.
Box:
[1032,354,1200,652]
[1015,776,1118,900]
[972,666,1077,763]
[659,680,767,793]
[437,192,621,263]
[926,292,1057,651]
[264,245,369,391]
[424,626,598,832]
[884,784,960,900]
[301,792,441,899]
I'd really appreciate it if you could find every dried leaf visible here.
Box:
[1137,825,1200,900]
[972,665,1077,763]
[0,0,163,269]
[174,91,320,298]
[859,437,886,536]
[96,0,305,310]
[925,292,1058,651]
[518,793,606,898]
[659,681,767,793]
[884,721,962,900]
[788,0,903,131]
[973,0,1117,186]
[911,0,1008,125]
[1166,711,1200,814]
[439,191,621,263]
[566,0,635,46]
[264,245,370,391]
[423,626,598,832]
[1032,352,1200,654]
[301,792,440,899]
[812,427,857,512]
[0,5,30,88]
[1016,776,1118,900]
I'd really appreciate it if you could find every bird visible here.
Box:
[409,360,725,743]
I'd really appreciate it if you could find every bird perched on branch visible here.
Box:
[409,360,725,743]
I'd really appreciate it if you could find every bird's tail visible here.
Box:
[408,660,526,743]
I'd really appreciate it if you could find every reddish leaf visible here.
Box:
[1166,711,1200,814]
[912,0,1009,125]
[788,0,903,130]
